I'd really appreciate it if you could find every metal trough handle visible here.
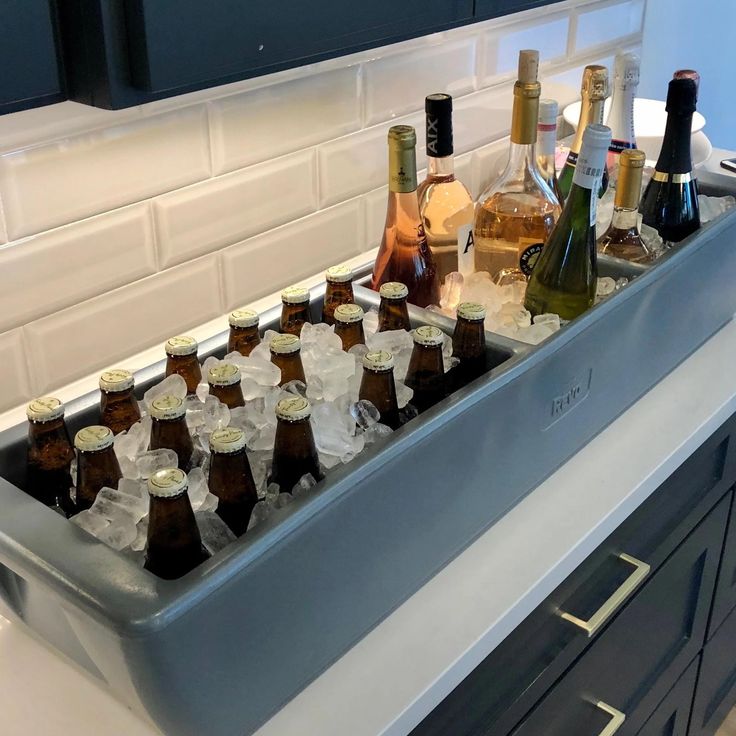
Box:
[594,701,626,736]
[559,553,651,637]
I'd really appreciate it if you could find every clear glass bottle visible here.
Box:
[558,65,610,200]
[606,52,640,184]
[536,98,563,204]
[417,94,474,283]
[474,50,561,285]
[598,149,652,263]
[371,125,439,307]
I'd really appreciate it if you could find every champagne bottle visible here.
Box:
[673,69,700,94]
[417,94,474,282]
[536,98,563,204]
[639,78,700,243]
[525,124,612,320]
[558,65,610,200]
[474,50,561,285]
[371,126,439,307]
[597,149,652,263]
[606,52,639,182]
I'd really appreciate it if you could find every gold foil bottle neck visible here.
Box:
[581,65,609,101]
[387,125,418,193]
[511,50,541,146]
[615,149,646,210]
[387,125,416,148]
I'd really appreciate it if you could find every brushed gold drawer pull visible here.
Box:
[594,701,626,735]
[559,553,651,637]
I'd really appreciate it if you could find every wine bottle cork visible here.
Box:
[517,50,539,84]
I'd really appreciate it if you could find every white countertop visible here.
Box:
[2,316,736,736]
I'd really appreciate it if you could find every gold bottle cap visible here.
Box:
[412,325,445,347]
[518,49,540,84]
[229,308,259,328]
[334,303,365,324]
[387,125,416,148]
[165,335,198,357]
[281,286,310,305]
[325,265,354,283]
[615,149,646,210]
[581,65,609,101]
[26,396,65,422]
[379,281,409,300]
[150,395,186,420]
[276,396,312,421]
[457,302,487,321]
[74,425,114,452]
[147,468,188,498]
[99,368,135,392]
[363,350,395,371]
[270,333,301,355]
[208,363,242,387]
[210,427,247,454]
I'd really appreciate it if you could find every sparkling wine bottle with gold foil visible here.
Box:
[417,94,474,282]
[371,125,439,307]
[474,50,561,285]
[558,65,610,200]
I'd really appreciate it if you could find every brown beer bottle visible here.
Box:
[227,308,260,356]
[144,468,210,580]
[405,325,447,414]
[207,363,245,409]
[270,334,307,386]
[378,282,411,332]
[334,303,366,352]
[164,336,202,395]
[280,286,312,336]
[359,350,400,430]
[149,395,194,471]
[322,265,355,325]
[269,397,323,493]
[99,369,141,435]
[208,427,258,536]
[25,397,75,511]
[451,302,488,387]
[74,426,123,512]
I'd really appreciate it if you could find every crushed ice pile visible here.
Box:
[72,317,465,558]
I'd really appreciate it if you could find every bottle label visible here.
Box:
[457,223,475,277]
[565,150,579,169]
[608,138,637,154]
[519,242,545,276]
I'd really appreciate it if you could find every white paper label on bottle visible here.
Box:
[457,223,475,277]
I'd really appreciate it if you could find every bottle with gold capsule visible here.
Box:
[405,325,447,414]
[269,397,323,494]
[145,468,209,580]
[452,302,488,387]
[149,395,194,471]
[207,363,245,409]
[270,334,307,386]
[359,350,400,430]
[598,149,652,262]
[558,65,610,200]
[322,266,355,325]
[164,336,202,395]
[208,427,258,536]
[74,426,122,512]
[25,397,75,511]
[474,50,561,285]
[280,286,312,336]
[99,369,141,435]
[377,282,411,332]
[227,309,260,357]
[334,304,366,352]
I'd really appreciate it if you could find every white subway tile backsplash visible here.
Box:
[0,330,32,413]
[155,150,317,269]
[0,105,211,239]
[364,40,477,126]
[0,204,156,335]
[25,256,221,394]
[472,137,511,200]
[210,67,361,175]
[365,186,388,251]
[574,0,644,52]
[222,200,362,311]
[453,84,514,155]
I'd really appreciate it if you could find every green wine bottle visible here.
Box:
[524,123,612,321]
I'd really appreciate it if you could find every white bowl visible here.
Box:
[563,97,711,167]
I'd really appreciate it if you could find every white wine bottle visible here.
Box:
[606,52,639,184]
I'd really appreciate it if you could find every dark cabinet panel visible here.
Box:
[476,0,565,20]
[708,491,736,638]
[636,657,699,736]
[0,0,65,114]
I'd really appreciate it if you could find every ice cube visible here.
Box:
[394,379,414,409]
[350,399,380,430]
[283,380,307,397]
[196,511,237,555]
[366,328,414,356]
[641,223,666,258]
[91,485,149,523]
[274,493,294,509]
[114,416,151,461]
[136,449,179,479]
[533,313,561,331]
[311,402,362,461]
[71,509,110,538]
[363,423,393,444]
[515,322,556,345]
[247,499,273,531]
[595,187,616,239]
[187,467,218,512]
[131,517,148,552]
[195,382,209,402]
[363,307,379,336]
[202,395,230,432]
[440,271,464,312]
[596,277,616,298]
[143,374,188,409]
[292,473,318,497]
[615,277,629,290]
[97,518,138,551]
[226,353,281,388]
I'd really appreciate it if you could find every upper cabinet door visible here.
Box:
[0,0,65,114]
[476,0,566,20]
[61,0,473,109]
